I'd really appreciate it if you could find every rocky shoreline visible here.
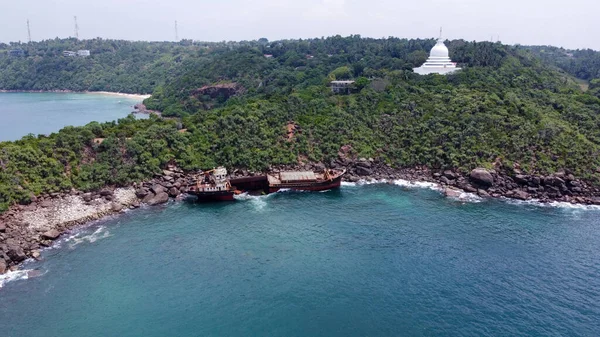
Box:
[2,157,600,275]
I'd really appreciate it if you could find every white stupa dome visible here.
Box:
[429,40,449,58]
[413,30,461,75]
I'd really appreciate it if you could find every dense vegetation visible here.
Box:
[525,45,600,82]
[2,36,600,212]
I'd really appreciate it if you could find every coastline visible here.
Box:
[0,90,151,100]
[3,157,600,277]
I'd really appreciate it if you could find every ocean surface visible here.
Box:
[1,183,599,337]
[0,92,143,142]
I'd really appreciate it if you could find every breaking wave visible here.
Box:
[65,226,112,248]
[0,269,33,289]
[393,179,441,191]
[234,192,272,211]
[502,198,600,211]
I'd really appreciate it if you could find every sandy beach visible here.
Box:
[87,91,151,100]
[0,90,151,100]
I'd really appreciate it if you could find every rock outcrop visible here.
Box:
[470,168,494,187]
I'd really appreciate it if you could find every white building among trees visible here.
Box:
[413,29,461,75]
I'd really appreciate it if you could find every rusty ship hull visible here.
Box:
[188,189,235,201]
[267,169,345,193]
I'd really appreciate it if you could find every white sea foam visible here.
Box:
[393,179,441,191]
[234,192,270,211]
[502,197,600,211]
[342,179,388,187]
[65,226,111,248]
[449,192,483,203]
[0,269,33,289]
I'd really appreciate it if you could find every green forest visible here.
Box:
[1,36,600,212]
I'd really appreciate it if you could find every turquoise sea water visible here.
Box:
[1,184,599,336]
[0,92,142,142]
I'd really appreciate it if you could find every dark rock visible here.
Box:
[443,170,457,179]
[135,188,149,198]
[42,229,60,240]
[151,184,165,194]
[40,200,53,208]
[82,193,93,202]
[470,168,494,187]
[104,195,114,201]
[530,176,541,186]
[439,176,451,185]
[146,192,169,206]
[99,189,113,197]
[463,185,478,193]
[514,190,529,200]
[168,187,180,198]
[142,193,156,204]
[7,246,26,263]
[477,189,490,198]
[589,197,600,205]
[356,160,372,169]
[514,175,528,185]
[0,221,5,233]
[356,166,372,176]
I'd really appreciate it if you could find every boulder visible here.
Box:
[162,170,175,177]
[168,187,180,198]
[142,193,156,204]
[443,170,457,179]
[514,190,529,200]
[0,259,6,274]
[150,184,165,194]
[111,203,124,212]
[356,166,372,176]
[7,246,26,263]
[462,184,478,193]
[99,189,113,197]
[146,192,169,206]
[135,188,149,198]
[477,189,490,198]
[0,221,6,233]
[40,200,53,208]
[439,176,451,185]
[42,229,61,240]
[444,188,462,198]
[470,168,494,187]
[82,193,93,202]
[356,160,372,169]
[514,175,528,185]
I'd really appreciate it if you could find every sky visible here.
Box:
[1,0,598,50]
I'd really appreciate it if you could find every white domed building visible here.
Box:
[413,30,461,75]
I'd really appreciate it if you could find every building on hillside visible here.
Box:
[77,50,90,57]
[331,80,355,94]
[63,50,77,57]
[9,49,25,57]
[413,28,461,75]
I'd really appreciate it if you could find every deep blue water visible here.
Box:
[1,184,599,336]
[0,92,143,141]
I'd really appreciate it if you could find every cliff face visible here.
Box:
[193,83,244,100]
